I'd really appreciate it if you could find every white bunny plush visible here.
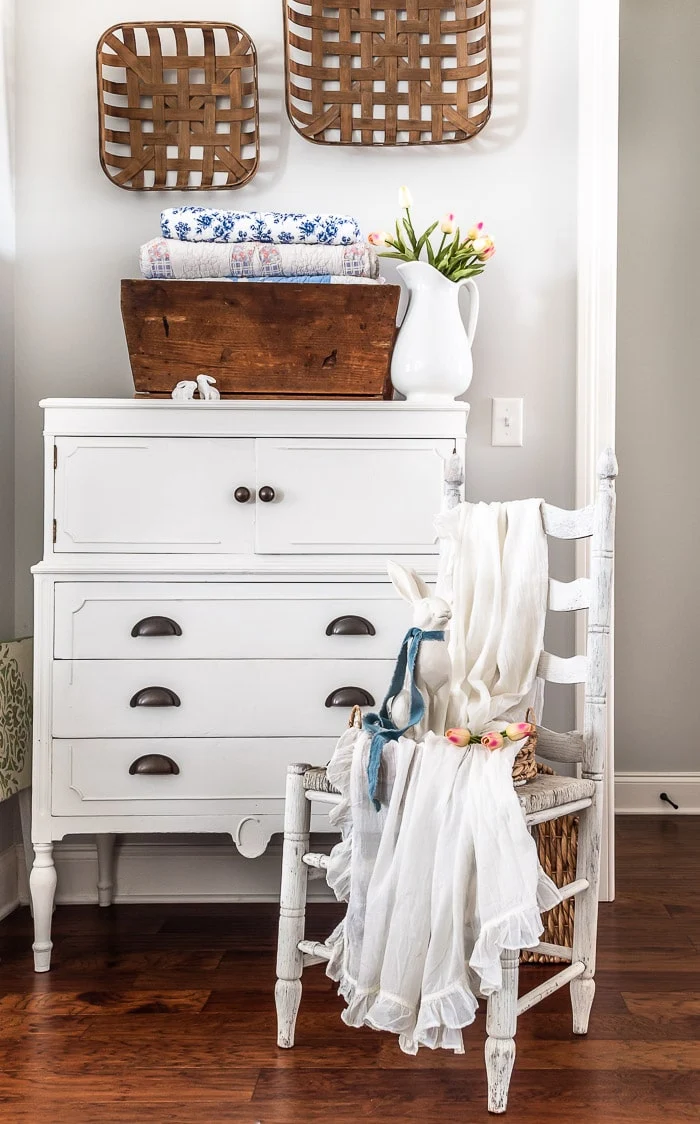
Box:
[386,560,452,739]
[196,374,220,400]
[171,380,197,401]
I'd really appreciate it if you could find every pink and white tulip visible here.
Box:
[472,234,495,258]
[446,728,471,747]
[504,721,535,741]
[466,222,484,241]
[440,212,456,234]
[481,731,505,751]
[367,230,392,247]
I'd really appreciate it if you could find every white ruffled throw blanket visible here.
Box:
[324,500,561,1054]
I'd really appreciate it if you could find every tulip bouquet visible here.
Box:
[445,720,535,753]
[368,186,495,282]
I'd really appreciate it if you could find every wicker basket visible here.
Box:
[510,707,538,786]
[521,762,579,964]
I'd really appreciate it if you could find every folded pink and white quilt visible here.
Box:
[140,238,379,280]
[161,208,361,245]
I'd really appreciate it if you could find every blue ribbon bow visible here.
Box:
[362,626,445,810]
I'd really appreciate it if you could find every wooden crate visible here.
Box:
[121,280,400,399]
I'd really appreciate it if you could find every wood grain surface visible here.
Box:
[122,280,400,399]
[0,816,698,1122]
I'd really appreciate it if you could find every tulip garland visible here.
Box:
[368,186,495,282]
[445,720,535,753]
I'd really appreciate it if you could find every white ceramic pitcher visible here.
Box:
[390,260,480,403]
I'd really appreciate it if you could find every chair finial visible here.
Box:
[597,448,618,480]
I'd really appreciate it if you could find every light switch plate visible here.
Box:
[491,397,524,446]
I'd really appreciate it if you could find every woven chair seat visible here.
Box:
[302,766,594,814]
[303,766,339,795]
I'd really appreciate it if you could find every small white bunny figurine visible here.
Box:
[196,374,220,400]
[386,560,452,739]
[171,380,197,401]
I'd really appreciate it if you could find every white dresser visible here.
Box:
[30,398,469,970]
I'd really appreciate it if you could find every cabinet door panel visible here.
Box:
[54,438,254,553]
[255,438,452,554]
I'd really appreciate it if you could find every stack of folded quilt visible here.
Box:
[139,208,382,284]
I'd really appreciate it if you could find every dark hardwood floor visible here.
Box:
[0,816,698,1123]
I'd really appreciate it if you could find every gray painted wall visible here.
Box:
[0,0,17,856]
[616,0,700,771]
[0,0,13,641]
[11,1,577,737]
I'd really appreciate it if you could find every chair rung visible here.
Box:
[298,939,332,963]
[529,941,573,961]
[302,852,330,871]
[517,961,585,1016]
[304,790,342,806]
[558,877,589,902]
[526,798,592,826]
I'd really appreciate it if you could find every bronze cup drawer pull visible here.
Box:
[129,686,181,708]
[129,754,180,776]
[131,616,182,638]
[326,615,376,637]
[325,686,375,708]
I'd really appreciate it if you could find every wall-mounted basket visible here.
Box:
[97,22,259,190]
[284,0,491,146]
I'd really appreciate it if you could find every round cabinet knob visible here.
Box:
[234,486,251,504]
[258,486,276,503]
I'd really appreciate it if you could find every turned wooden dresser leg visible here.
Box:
[96,833,117,907]
[30,843,57,972]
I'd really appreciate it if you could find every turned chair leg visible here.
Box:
[275,764,311,1049]
[485,949,519,1114]
[571,791,601,1034]
[96,833,117,907]
[30,843,57,973]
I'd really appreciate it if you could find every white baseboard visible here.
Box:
[0,845,19,919]
[615,772,700,814]
[17,837,336,907]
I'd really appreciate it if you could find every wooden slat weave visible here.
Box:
[284,0,491,145]
[97,22,259,190]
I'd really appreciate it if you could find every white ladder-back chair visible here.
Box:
[275,449,617,1115]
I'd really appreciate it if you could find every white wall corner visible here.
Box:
[615,773,700,815]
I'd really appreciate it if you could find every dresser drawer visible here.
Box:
[54,582,408,660]
[51,737,335,817]
[52,659,392,739]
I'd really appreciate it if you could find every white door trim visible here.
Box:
[576,0,620,900]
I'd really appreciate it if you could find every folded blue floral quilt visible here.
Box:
[161,208,361,246]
